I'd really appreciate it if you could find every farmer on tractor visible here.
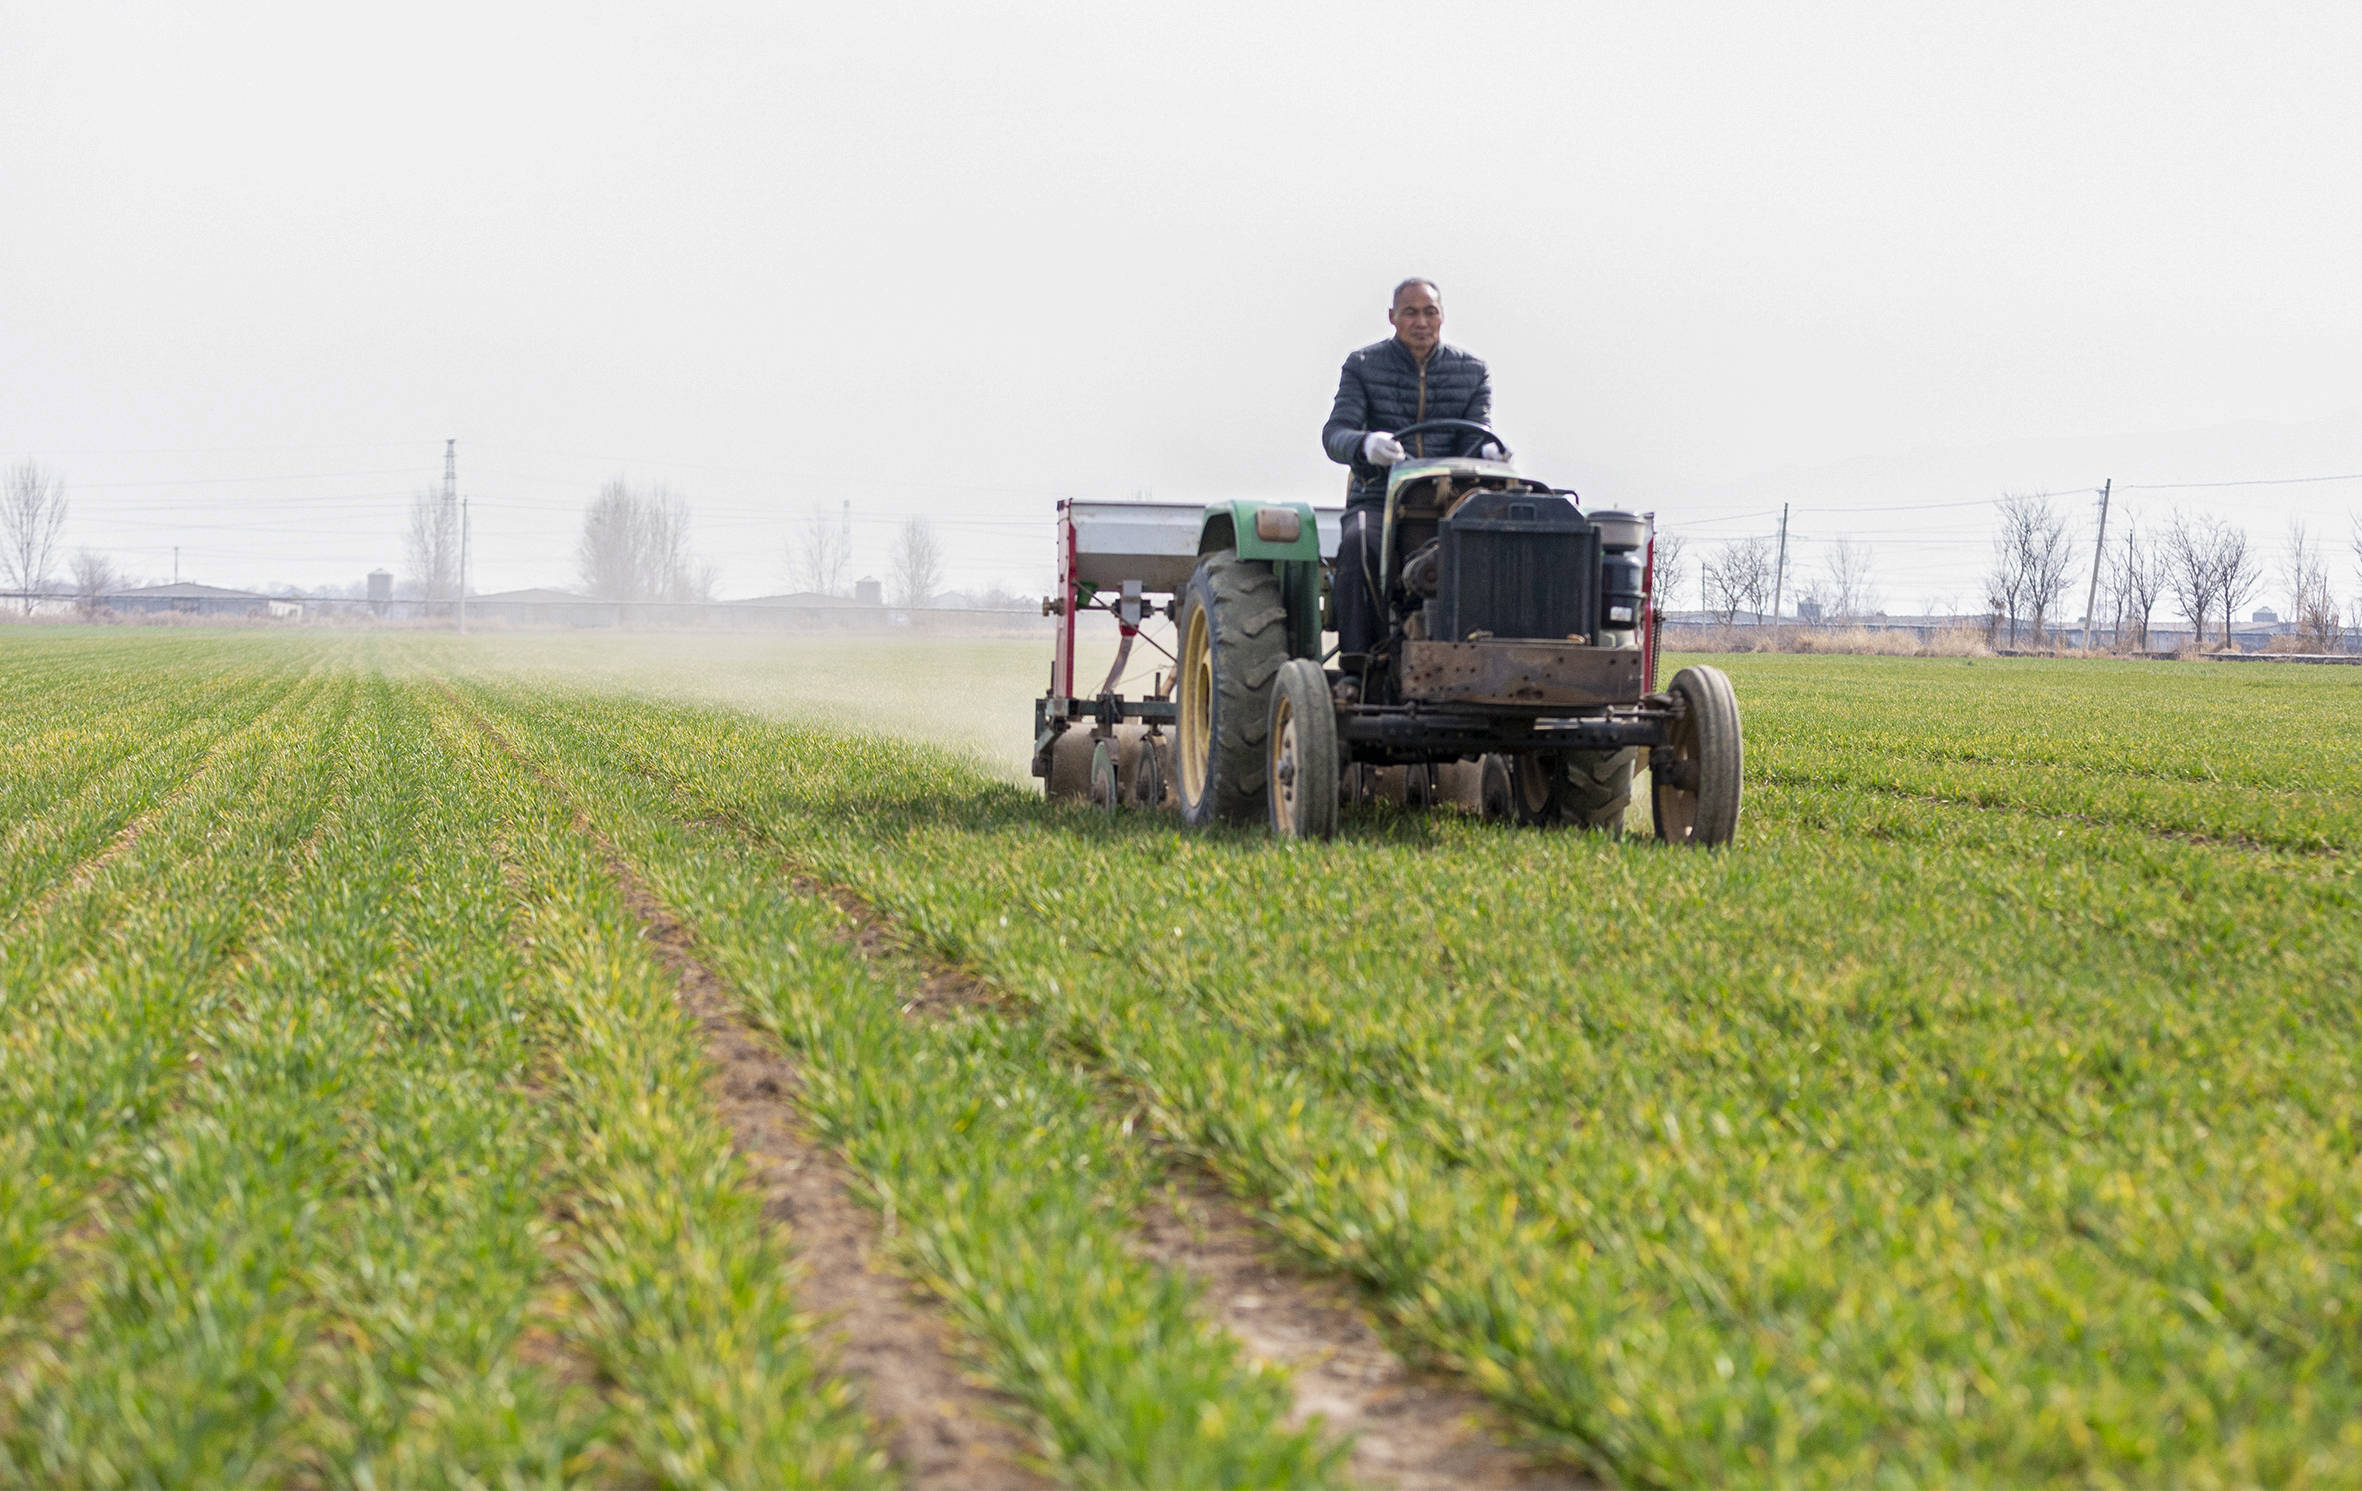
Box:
[1321,277,1499,665]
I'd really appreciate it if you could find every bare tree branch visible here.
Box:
[2112,516,2167,653]
[2212,522,2261,645]
[1821,538,1878,622]
[2001,494,2076,645]
[70,548,115,619]
[789,502,852,597]
[1650,532,1688,612]
[1987,493,2041,646]
[3,460,69,613]
[405,486,461,613]
[1653,534,1691,614]
[577,480,710,604]
[889,518,944,609]
[1700,535,1774,626]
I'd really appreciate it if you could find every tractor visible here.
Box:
[1033,421,1742,843]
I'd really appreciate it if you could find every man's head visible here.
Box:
[1388,278,1443,358]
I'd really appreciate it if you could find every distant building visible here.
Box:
[465,587,610,627]
[109,582,282,618]
[2252,607,2279,624]
[853,576,884,606]
[739,590,866,609]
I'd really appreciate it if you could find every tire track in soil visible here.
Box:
[784,872,1587,1491]
[454,700,1046,1491]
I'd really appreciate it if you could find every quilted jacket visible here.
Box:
[1320,337,1494,503]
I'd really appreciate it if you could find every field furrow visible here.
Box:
[428,686,889,1489]
[464,679,1350,1490]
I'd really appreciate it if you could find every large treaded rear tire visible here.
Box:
[1176,550,1289,826]
[1557,748,1636,832]
[1480,748,1635,831]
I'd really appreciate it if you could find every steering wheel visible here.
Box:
[1388,419,1510,460]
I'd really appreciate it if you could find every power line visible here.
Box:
[67,466,432,489]
[2119,471,2362,490]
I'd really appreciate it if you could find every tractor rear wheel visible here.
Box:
[1176,551,1289,826]
[1652,665,1743,846]
[1557,748,1636,833]
[1480,749,1634,831]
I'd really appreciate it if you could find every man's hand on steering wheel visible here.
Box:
[1361,431,1408,466]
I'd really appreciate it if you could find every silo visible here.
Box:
[367,568,393,618]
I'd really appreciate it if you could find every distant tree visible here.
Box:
[404,486,461,615]
[1993,493,2076,646]
[577,480,708,604]
[1986,496,2034,645]
[2111,516,2168,653]
[2211,521,2261,645]
[789,502,851,597]
[2284,521,2342,652]
[1700,535,1774,626]
[1820,537,1878,622]
[889,518,944,608]
[2164,513,2229,647]
[975,581,1028,612]
[3,460,69,613]
[1651,532,1688,611]
[69,548,115,618]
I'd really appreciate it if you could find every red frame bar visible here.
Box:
[1053,499,1078,701]
[1641,510,1658,695]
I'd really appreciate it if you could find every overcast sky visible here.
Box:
[5,1,2359,613]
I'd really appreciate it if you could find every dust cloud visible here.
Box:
[440,624,1156,782]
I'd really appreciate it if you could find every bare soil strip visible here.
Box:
[458,703,1045,1491]
[784,869,1587,1490]
[613,876,1047,1491]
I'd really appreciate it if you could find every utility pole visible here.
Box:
[1769,503,1790,627]
[172,546,179,585]
[457,496,470,635]
[2080,478,2111,653]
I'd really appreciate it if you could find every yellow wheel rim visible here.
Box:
[1178,602,1212,806]
[1269,691,1297,832]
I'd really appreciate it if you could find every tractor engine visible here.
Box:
[1401,496,1650,648]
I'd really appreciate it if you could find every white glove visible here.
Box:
[1478,441,1506,461]
[1360,431,1407,466]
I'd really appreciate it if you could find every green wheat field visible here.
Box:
[1,628,2356,1489]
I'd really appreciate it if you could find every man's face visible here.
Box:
[1388,283,1443,356]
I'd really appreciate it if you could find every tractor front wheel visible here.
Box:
[1175,551,1288,826]
[1652,665,1743,846]
[1266,658,1339,840]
